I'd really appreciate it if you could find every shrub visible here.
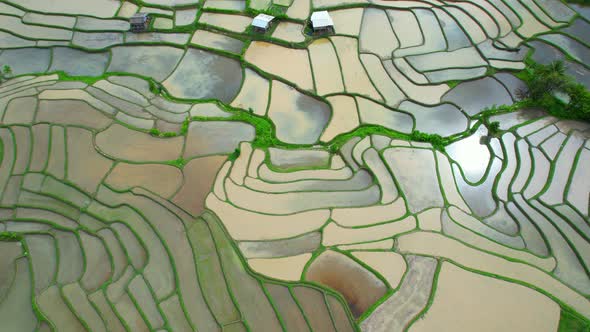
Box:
[410,131,446,151]
[523,61,571,100]
[150,128,178,137]
[228,148,241,161]
[488,121,501,136]
[149,81,162,95]
[520,60,590,122]
[180,118,190,135]
[169,158,187,168]
[0,232,22,241]
[446,80,460,89]
[558,308,590,332]
[328,144,340,154]
[0,65,12,83]
[565,83,590,120]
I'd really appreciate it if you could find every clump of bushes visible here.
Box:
[228,148,241,161]
[558,307,590,332]
[410,131,446,151]
[149,128,178,137]
[169,158,187,168]
[149,81,163,95]
[0,65,12,83]
[180,117,190,135]
[562,83,590,119]
[488,121,501,137]
[521,61,571,100]
[0,232,22,241]
[520,61,590,122]
[480,111,502,137]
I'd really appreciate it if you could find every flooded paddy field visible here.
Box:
[0,0,589,331]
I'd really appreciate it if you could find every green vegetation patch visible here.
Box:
[518,61,590,122]
[0,65,12,83]
[563,0,589,5]
[0,232,23,242]
[559,307,590,332]
[149,128,178,137]
[260,4,289,18]
[56,71,104,86]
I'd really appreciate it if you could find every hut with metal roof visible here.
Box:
[251,14,275,33]
[130,13,150,32]
[310,11,334,34]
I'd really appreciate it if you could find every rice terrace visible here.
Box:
[0,0,589,330]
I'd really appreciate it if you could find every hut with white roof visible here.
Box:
[251,14,275,33]
[310,11,334,34]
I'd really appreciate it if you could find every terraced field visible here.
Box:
[0,0,589,331]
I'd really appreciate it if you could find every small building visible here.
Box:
[130,13,150,33]
[310,11,334,34]
[251,14,275,33]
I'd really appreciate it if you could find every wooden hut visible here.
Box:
[310,11,334,34]
[130,13,150,32]
[251,14,275,33]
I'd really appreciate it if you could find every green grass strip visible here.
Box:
[559,306,590,332]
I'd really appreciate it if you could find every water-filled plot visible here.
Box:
[1,1,590,331]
